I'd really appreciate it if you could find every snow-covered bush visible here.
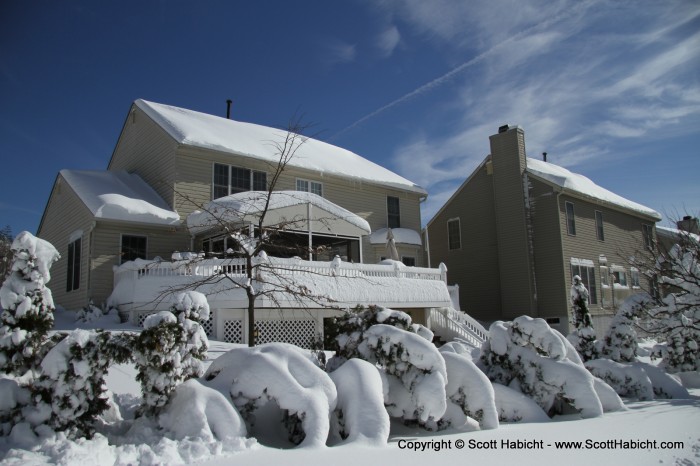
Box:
[571,275,592,329]
[585,358,688,400]
[159,379,246,442]
[204,342,337,448]
[585,358,655,400]
[132,291,210,416]
[648,240,700,372]
[439,351,498,430]
[480,316,607,418]
[490,383,550,423]
[567,326,599,362]
[0,232,60,377]
[599,293,651,362]
[327,358,389,445]
[329,306,447,426]
[32,329,115,437]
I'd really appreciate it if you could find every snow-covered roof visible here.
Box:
[656,225,700,244]
[368,227,423,246]
[525,158,661,220]
[187,190,371,236]
[135,99,427,196]
[60,170,180,225]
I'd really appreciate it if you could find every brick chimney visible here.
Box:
[677,216,700,235]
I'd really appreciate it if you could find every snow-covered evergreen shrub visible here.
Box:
[0,232,60,377]
[133,312,185,416]
[599,293,651,362]
[567,326,599,362]
[571,275,592,329]
[480,316,605,418]
[132,291,210,416]
[204,342,337,448]
[33,329,115,437]
[159,379,247,442]
[585,358,654,400]
[327,358,389,446]
[329,306,447,426]
[439,351,498,430]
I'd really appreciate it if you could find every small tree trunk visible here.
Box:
[246,255,256,347]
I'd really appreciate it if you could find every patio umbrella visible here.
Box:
[386,228,400,261]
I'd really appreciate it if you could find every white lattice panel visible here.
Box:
[137,312,155,328]
[256,319,315,348]
[224,319,243,343]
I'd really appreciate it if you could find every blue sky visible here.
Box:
[1,0,699,237]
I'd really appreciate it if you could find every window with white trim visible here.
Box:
[630,267,640,288]
[387,196,400,229]
[611,266,628,287]
[447,218,461,250]
[213,163,267,199]
[570,258,597,304]
[66,237,81,292]
[402,256,416,267]
[565,201,576,235]
[296,178,323,197]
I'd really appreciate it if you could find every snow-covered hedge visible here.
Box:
[327,358,389,445]
[0,232,60,376]
[439,351,498,430]
[599,293,651,362]
[481,316,614,418]
[204,342,337,448]
[133,291,210,415]
[329,306,448,426]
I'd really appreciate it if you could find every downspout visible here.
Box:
[424,227,431,269]
[419,193,429,268]
[86,221,96,304]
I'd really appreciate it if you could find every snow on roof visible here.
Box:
[60,170,180,225]
[656,225,700,244]
[135,99,427,195]
[187,190,371,235]
[369,227,423,245]
[525,158,661,220]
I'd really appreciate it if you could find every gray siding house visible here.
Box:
[427,125,661,335]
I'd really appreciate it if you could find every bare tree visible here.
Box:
[622,219,700,371]
[164,116,366,347]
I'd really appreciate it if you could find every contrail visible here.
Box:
[329,1,593,141]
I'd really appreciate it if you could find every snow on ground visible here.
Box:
[1,310,699,465]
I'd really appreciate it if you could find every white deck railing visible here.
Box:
[114,256,448,286]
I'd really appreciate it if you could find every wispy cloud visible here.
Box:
[355,0,700,223]
[323,40,357,65]
[376,25,401,57]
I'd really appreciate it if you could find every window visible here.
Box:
[611,266,627,287]
[121,235,147,264]
[387,196,400,229]
[642,224,654,250]
[447,218,461,250]
[565,201,576,235]
[296,179,323,197]
[570,258,597,304]
[630,267,640,288]
[402,256,416,267]
[595,210,604,241]
[212,163,267,199]
[66,238,81,292]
